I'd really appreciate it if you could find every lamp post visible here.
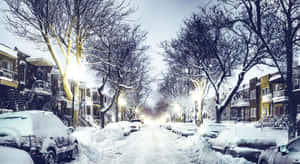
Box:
[191,90,199,124]
[71,83,75,126]
[118,93,126,121]
[67,63,85,127]
[173,103,181,122]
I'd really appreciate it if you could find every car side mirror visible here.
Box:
[278,145,288,155]
[67,127,74,134]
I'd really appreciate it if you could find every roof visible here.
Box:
[0,44,17,59]
[26,57,53,66]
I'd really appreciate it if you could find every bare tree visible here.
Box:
[4,0,131,101]
[162,6,267,123]
[222,0,300,140]
[87,24,149,126]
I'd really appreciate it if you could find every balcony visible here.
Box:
[262,94,272,103]
[231,98,250,108]
[32,80,51,95]
[85,96,93,106]
[0,68,18,88]
[272,90,288,103]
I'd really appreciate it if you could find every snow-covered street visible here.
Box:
[71,125,192,164]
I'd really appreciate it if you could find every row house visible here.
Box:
[249,77,260,121]
[0,44,114,126]
[17,50,53,111]
[0,44,18,111]
[230,66,300,122]
[230,84,250,121]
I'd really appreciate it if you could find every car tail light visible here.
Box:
[21,135,42,149]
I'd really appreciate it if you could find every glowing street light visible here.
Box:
[191,90,200,102]
[173,103,181,113]
[118,94,127,107]
[135,107,139,114]
[67,63,85,127]
[118,92,127,121]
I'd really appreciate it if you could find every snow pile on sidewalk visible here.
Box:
[70,124,127,164]
[177,132,254,164]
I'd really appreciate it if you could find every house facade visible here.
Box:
[249,77,260,121]
[230,84,250,121]
[0,44,18,111]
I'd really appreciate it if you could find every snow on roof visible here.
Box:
[26,57,53,66]
[0,44,17,59]
[269,73,281,82]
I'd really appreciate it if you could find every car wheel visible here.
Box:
[71,144,79,160]
[45,150,56,164]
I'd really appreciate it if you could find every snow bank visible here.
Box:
[177,132,254,164]
[0,146,33,164]
[71,123,127,164]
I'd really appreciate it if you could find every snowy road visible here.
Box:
[112,125,191,164]
[71,125,192,164]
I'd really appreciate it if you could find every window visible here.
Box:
[87,106,91,115]
[250,90,256,100]
[2,61,8,70]
[262,88,270,95]
[86,89,91,97]
[294,79,300,89]
[250,108,256,118]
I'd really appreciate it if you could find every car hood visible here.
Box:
[0,127,23,146]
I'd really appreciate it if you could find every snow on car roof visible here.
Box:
[0,110,67,137]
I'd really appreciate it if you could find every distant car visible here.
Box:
[258,137,300,164]
[0,110,79,164]
[130,120,142,132]
[0,145,34,164]
[171,123,198,137]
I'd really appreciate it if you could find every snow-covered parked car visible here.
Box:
[130,120,142,132]
[118,121,131,136]
[0,110,79,164]
[199,122,228,139]
[0,145,34,164]
[210,124,280,162]
[258,136,300,164]
[103,122,131,138]
[171,123,198,137]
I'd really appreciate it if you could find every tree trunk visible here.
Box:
[286,26,296,140]
[100,112,105,128]
[99,88,105,128]
[216,108,222,123]
[116,92,120,122]
[116,105,119,122]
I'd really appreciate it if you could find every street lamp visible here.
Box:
[191,90,200,124]
[67,63,84,127]
[172,103,181,122]
[118,93,127,121]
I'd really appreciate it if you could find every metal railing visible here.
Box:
[32,80,51,94]
[0,68,17,81]
[273,90,287,98]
